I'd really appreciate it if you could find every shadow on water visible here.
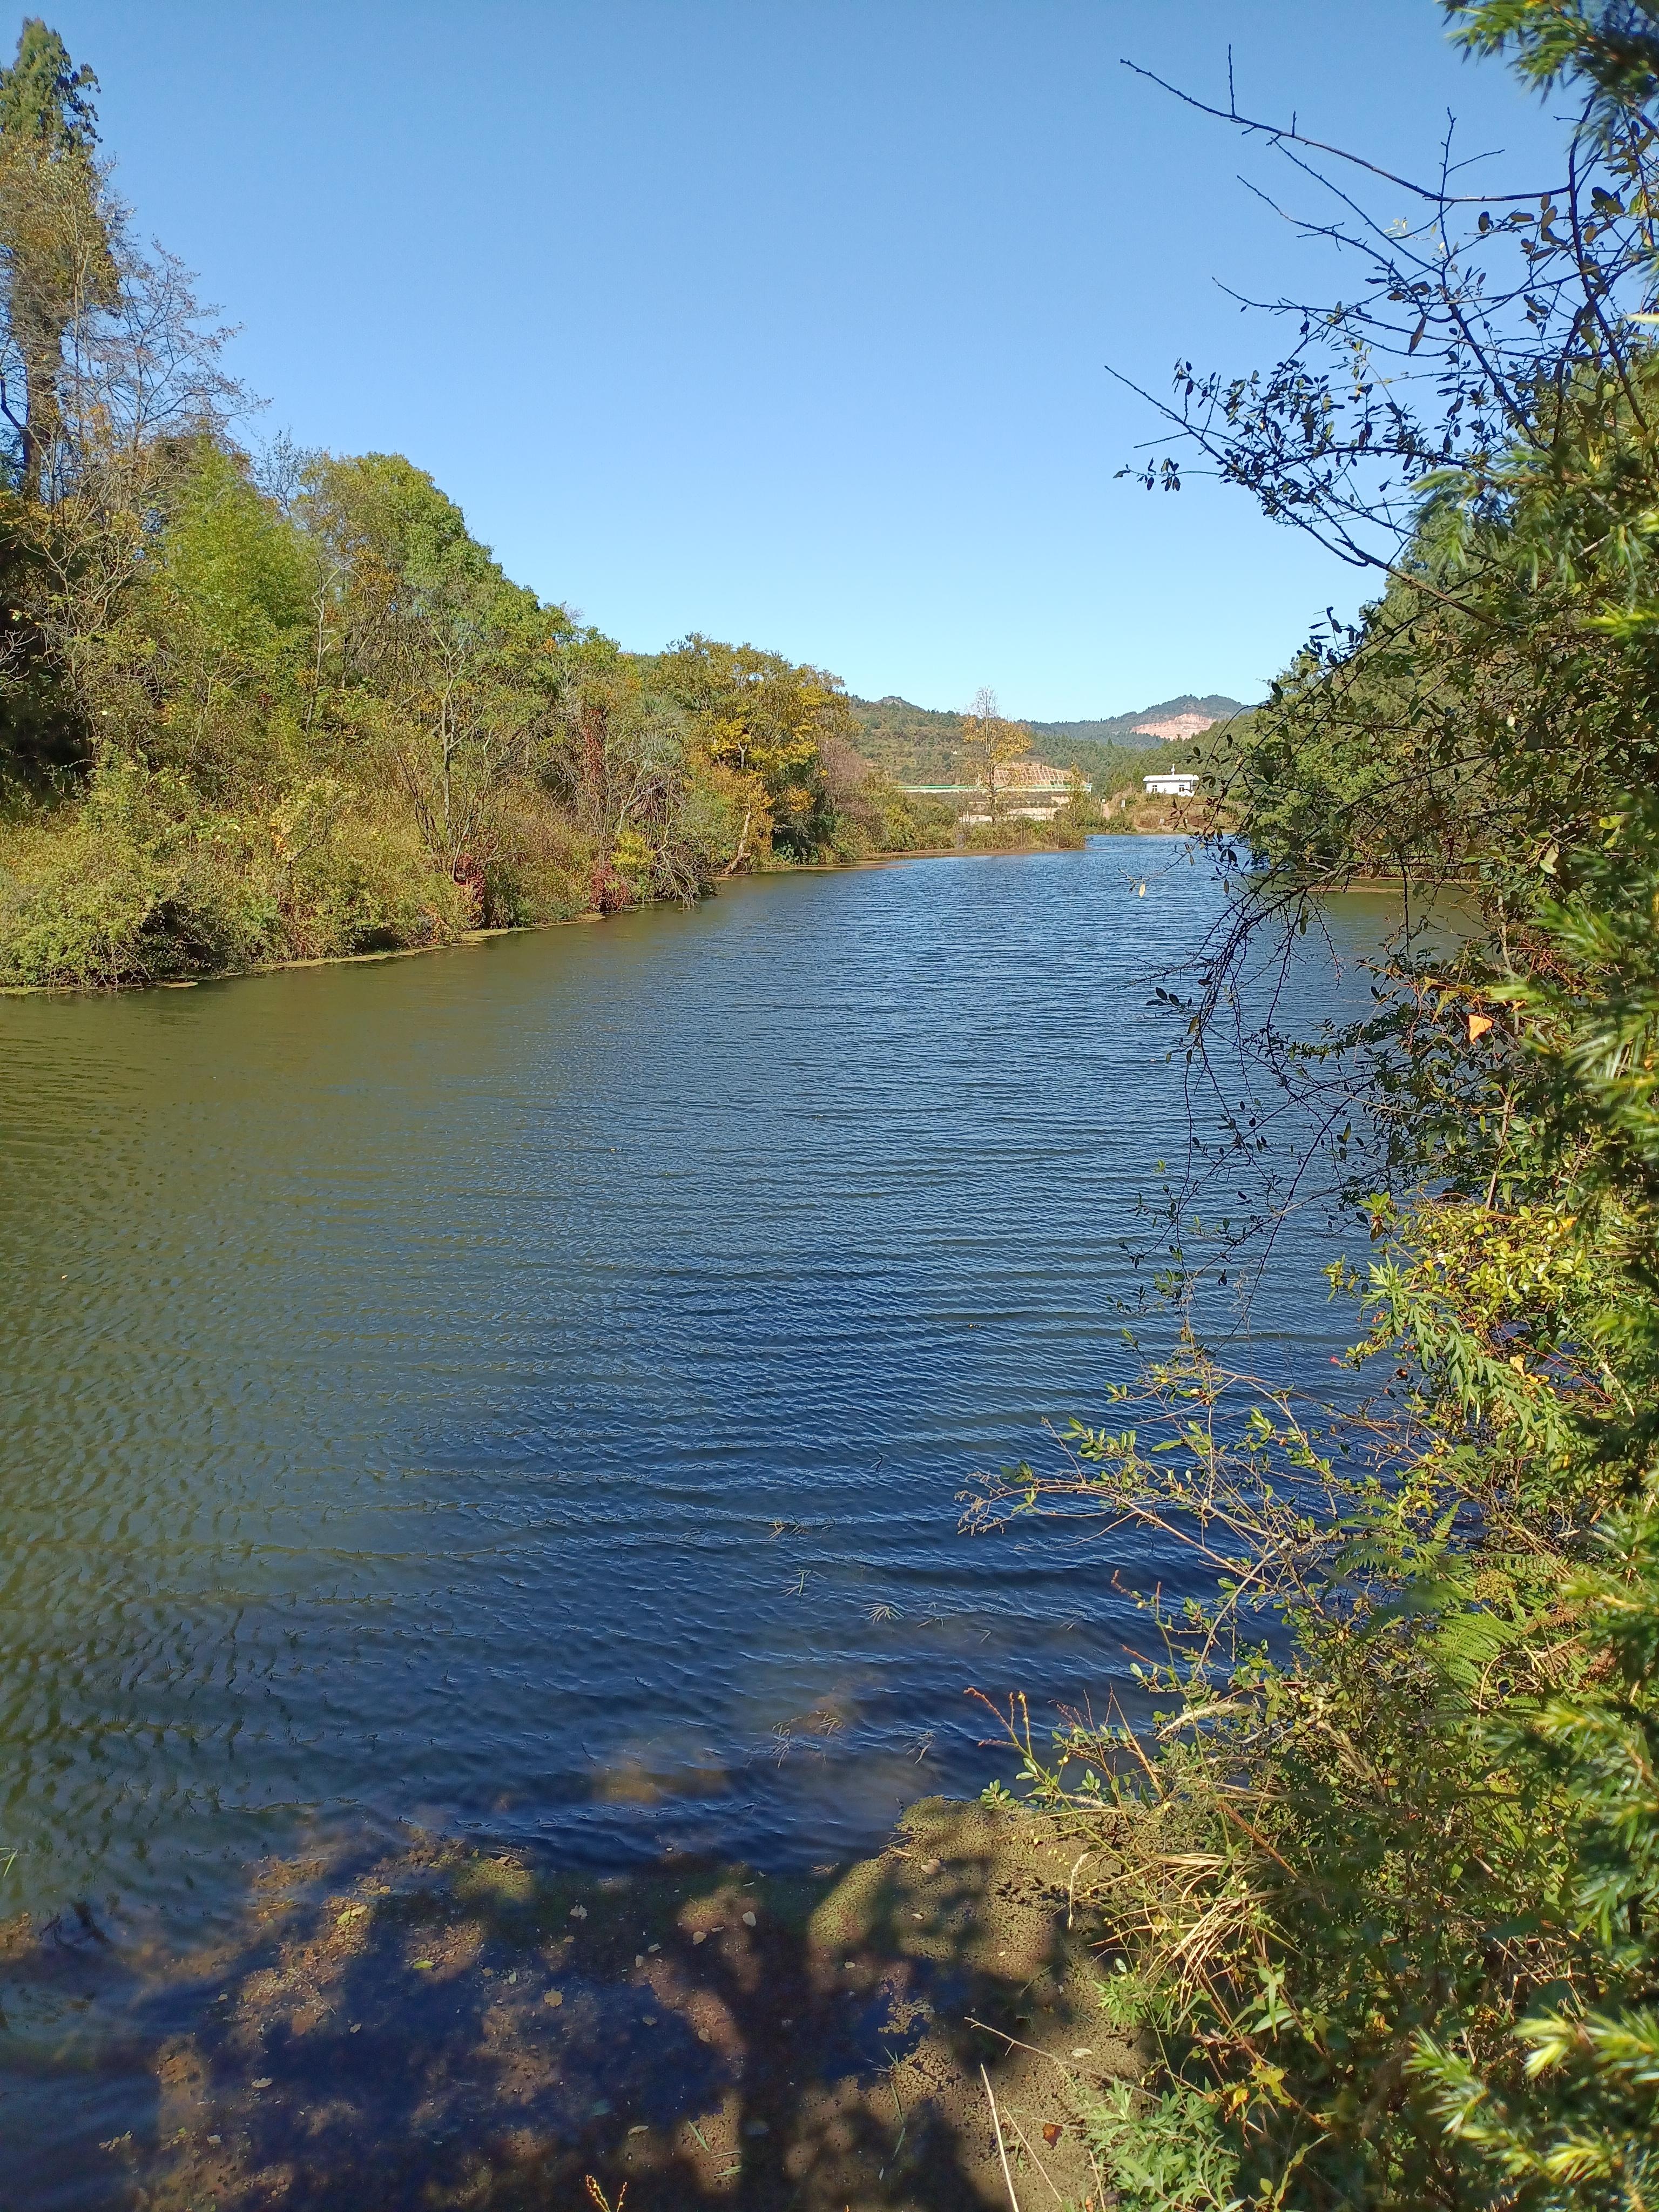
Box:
[3,1803,1132,2211]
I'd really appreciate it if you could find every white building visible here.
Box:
[1143,772,1198,799]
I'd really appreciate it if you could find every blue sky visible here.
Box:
[44,2,1561,717]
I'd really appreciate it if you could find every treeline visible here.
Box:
[984,7,1659,2207]
[0,22,950,989]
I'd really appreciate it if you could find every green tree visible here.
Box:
[298,453,571,898]
[82,442,318,797]
[959,686,1030,827]
[0,18,929,977]
[653,633,852,862]
[0,19,116,499]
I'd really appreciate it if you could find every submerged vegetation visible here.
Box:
[8,1805,1125,2211]
[0,21,970,992]
[969,6,1659,2206]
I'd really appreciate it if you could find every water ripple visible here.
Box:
[0,842,1381,1930]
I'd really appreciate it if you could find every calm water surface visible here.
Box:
[0,840,1382,1938]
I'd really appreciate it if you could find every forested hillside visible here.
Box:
[0,24,954,990]
[848,689,1248,790]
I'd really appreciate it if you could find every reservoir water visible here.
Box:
[0,839,1378,1945]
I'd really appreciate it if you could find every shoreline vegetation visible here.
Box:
[0,821,1336,1003]
[0,832,1168,998]
[0,842,1076,996]
[955,8,1659,2208]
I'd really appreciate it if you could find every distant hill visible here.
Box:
[1030,695,1251,746]
[848,697,972,783]
[847,692,1253,787]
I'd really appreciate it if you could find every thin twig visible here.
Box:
[980,2063,1023,2212]
[1120,58,1562,206]
[877,2059,907,2180]
[998,2103,1068,2208]
[1065,1849,1092,1930]
[968,2017,1084,2074]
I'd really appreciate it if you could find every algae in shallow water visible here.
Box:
[3,1803,1135,2211]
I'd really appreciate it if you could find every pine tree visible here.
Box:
[0,18,116,498]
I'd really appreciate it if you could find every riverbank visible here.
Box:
[4,1801,1129,2212]
[0,832,1091,995]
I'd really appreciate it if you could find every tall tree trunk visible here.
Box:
[16,309,65,501]
[723,808,752,875]
[580,698,607,826]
